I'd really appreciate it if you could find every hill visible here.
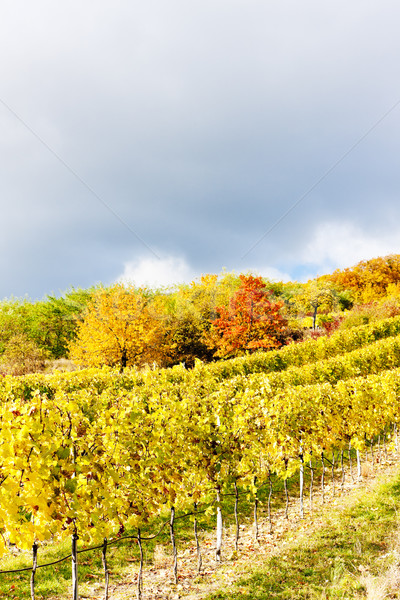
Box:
[1,304,400,596]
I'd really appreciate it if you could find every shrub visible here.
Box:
[0,333,48,376]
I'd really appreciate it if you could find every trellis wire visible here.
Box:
[0,442,389,599]
[0,502,214,599]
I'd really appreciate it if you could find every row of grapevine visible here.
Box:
[202,314,400,379]
[260,333,400,391]
[3,315,400,405]
[0,360,399,556]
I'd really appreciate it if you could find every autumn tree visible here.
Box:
[326,254,400,304]
[69,284,163,370]
[293,281,338,329]
[209,274,288,358]
[159,273,242,367]
[0,333,48,376]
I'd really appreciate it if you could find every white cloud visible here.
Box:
[259,266,292,283]
[242,265,292,283]
[117,254,197,289]
[300,222,400,274]
[117,255,293,290]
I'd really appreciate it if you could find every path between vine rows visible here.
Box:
[74,453,400,600]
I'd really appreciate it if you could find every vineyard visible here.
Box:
[2,314,400,598]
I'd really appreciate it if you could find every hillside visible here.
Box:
[1,305,400,597]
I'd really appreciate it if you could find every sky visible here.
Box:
[1,1,400,299]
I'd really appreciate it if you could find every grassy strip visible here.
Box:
[207,468,400,600]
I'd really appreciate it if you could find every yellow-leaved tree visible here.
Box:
[161,273,241,367]
[293,281,338,330]
[69,283,163,370]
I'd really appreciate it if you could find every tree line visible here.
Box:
[2,253,400,374]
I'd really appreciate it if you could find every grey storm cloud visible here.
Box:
[1,0,400,298]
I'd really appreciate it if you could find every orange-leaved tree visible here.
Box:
[209,274,288,358]
[69,283,163,370]
[326,254,400,304]
[161,273,242,367]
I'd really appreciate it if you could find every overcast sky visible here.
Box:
[1,1,400,299]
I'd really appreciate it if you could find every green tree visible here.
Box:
[27,288,93,359]
[0,288,92,362]
[0,298,33,354]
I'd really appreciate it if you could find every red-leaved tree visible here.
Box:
[209,275,288,358]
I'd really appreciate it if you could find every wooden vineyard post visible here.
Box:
[194,503,202,573]
[299,452,304,518]
[284,478,289,519]
[357,449,362,480]
[215,487,223,562]
[365,432,370,463]
[234,482,239,552]
[340,450,345,492]
[137,529,144,600]
[284,458,289,519]
[267,472,273,534]
[30,541,38,600]
[309,456,314,513]
[72,532,79,600]
[170,507,178,584]
[102,538,109,600]
[370,439,375,472]
[348,441,353,481]
[321,452,325,504]
[253,477,259,542]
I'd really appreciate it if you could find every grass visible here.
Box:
[206,467,400,600]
